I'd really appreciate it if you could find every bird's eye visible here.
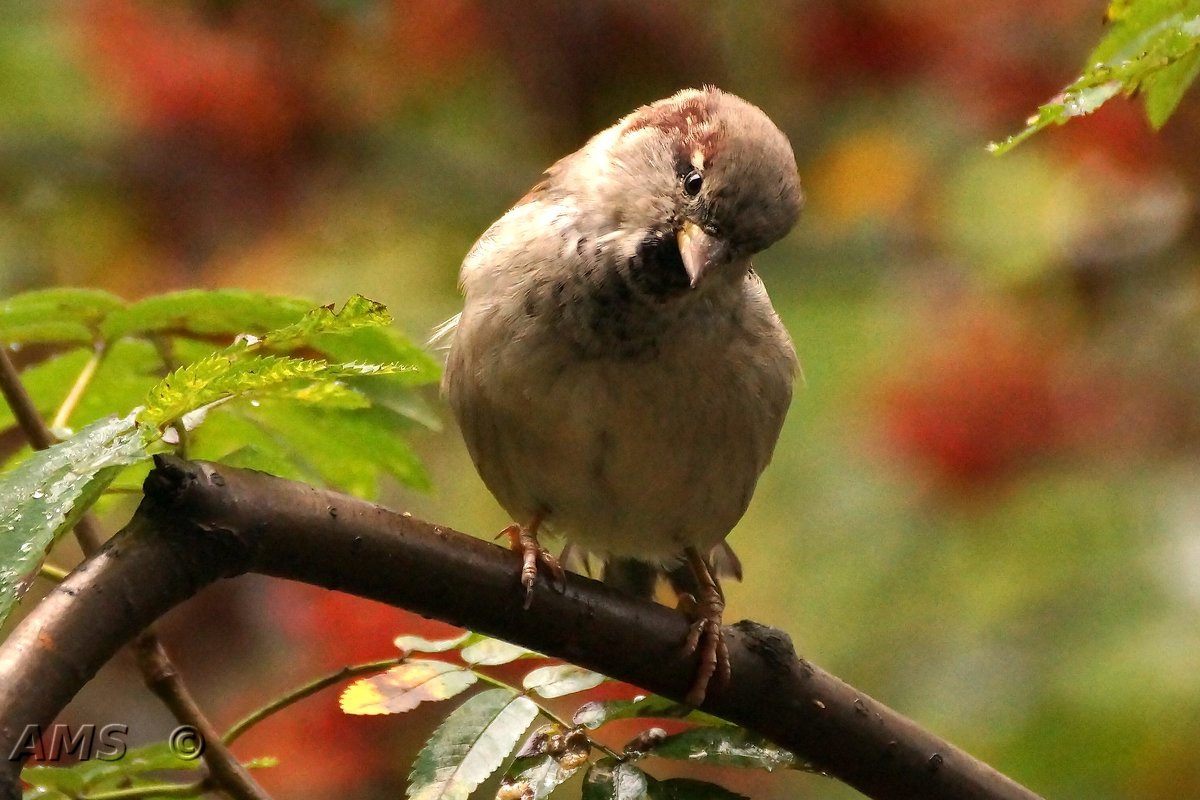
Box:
[683,170,704,197]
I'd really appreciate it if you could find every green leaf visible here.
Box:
[394,631,473,654]
[573,695,728,730]
[21,740,268,799]
[407,688,539,800]
[651,778,748,800]
[991,0,1200,151]
[243,403,429,496]
[0,413,148,626]
[340,660,477,715]
[0,288,124,346]
[316,325,442,386]
[581,759,650,800]
[499,724,591,800]
[651,727,797,772]
[100,289,311,342]
[256,294,393,352]
[523,664,606,699]
[19,765,85,795]
[139,352,403,432]
[460,637,538,666]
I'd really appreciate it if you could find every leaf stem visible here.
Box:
[82,779,208,800]
[38,563,70,583]
[223,657,403,745]
[51,342,106,432]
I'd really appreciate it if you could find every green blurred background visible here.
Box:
[4,1,1200,798]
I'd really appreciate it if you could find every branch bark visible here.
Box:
[0,457,1043,800]
[0,347,270,800]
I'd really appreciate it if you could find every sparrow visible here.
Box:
[442,87,801,705]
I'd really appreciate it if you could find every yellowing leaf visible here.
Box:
[340,660,476,716]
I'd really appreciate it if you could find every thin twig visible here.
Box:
[50,342,106,432]
[223,658,402,745]
[133,633,272,800]
[0,347,54,450]
[0,346,272,800]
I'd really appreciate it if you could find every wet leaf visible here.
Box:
[0,413,148,626]
[992,0,1200,152]
[523,664,606,699]
[407,688,539,800]
[341,660,477,715]
[651,726,797,771]
[572,695,727,730]
[581,759,649,800]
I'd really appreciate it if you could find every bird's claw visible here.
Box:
[499,521,566,609]
[680,593,730,706]
[678,549,730,706]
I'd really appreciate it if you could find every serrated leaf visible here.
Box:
[100,290,311,342]
[257,294,392,352]
[461,638,538,666]
[0,413,148,626]
[651,778,748,800]
[340,660,477,715]
[394,631,473,654]
[992,2,1200,152]
[315,325,441,386]
[407,688,539,800]
[139,352,403,432]
[651,727,797,772]
[581,759,650,800]
[523,665,606,699]
[0,288,124,346]
[572,695,728,730]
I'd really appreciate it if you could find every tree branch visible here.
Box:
[0,347,270,800]
[0,457,1043,800]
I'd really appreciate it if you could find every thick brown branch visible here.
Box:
[0,457,1043,800]
[0,348,269,800]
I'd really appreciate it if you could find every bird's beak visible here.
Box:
[677,220,725,289]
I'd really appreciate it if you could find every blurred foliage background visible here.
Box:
[3,1,1200,798]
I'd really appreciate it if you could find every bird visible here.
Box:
[441,87,802,705]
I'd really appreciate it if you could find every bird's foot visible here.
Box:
[679,548,731,706]
[497,519,566,609]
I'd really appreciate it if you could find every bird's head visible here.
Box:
[561,87,802,295]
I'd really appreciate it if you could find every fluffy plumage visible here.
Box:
[443,87,802,703]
